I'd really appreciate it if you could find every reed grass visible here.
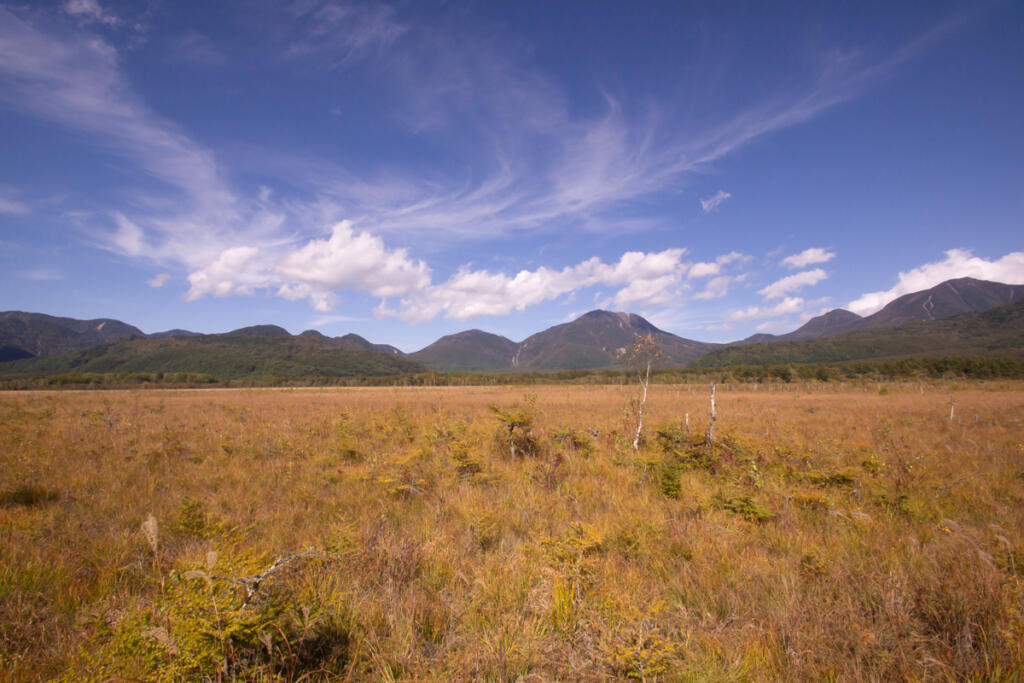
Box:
[0,381,1022,680]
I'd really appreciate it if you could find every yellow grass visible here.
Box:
[1,382,1023,680]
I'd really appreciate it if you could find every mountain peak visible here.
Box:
[576,310,660,333]
[227,324,291,337]
[863,278,1024,329]
[410,329,517,371]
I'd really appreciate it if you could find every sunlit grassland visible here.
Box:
[2,382,1023,680]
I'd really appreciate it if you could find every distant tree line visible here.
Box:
[1,356,1020,390]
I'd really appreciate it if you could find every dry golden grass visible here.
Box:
[1,382,1023,681]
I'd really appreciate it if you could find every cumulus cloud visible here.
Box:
[184,221,429,312]
[782,247,835,268]
[728,297,805,321]
[700,190,731,213]
[687,251,749,279]
[848,249,1024,315]
[383,248,690,322]
[693,276,734,300]
[186,246,264,300]
[276,221,430,298]
[611,274,679,309]
[180,222,698,320]
[758,268,827,299]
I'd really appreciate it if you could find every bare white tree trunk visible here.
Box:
[706,382,717,445]
[632,360,650,451]
[949,395,955,421]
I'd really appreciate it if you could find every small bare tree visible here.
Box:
[706,382,717,445]
[628,335,662,451]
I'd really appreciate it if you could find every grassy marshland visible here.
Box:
[1,383,1023,680]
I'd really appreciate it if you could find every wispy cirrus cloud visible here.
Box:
[22,268,63,281]
[700,190,731,213]
[848,249,1024,316]
[0,3,961,324]
[0,187,30,215]
[166,30,227,67]
[728,296,806,321]
[282,1,407,66]
[63,0,119,26]
[758,268,828,299]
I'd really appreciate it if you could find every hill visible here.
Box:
[0,329,424,380]
[694,298,1024,367]
[746,278,1023,344]
[336,333,404,356]
[0,311,144,357]
[4,277,1021,375]
[408,311,717,372]
[512,310,717,371]
[410,330,519,371]
[859,277,1024,328]
[148,329,201,339]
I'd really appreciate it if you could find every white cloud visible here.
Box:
[383,248,690,322]
[758,268,827,299]
[848,249,1024,316]
[111,213,146,257]
[186,246,263,300]
[0,11,237,266]
[0,197,28,215]
[687,251,749,279]
[0,185,29,215]
[0,6,963,332]
[700,190,731,213]
[283,2,407,66]
[277,284,337,313]
[147,272,169,288]
[782,247,835,268]
[276,221,430,298]
[63,0,119,26]
[728,297,805,321]
[693,276,734,300]
[611,274,679,309]
[175,223,716,322]
[184,221,431,312]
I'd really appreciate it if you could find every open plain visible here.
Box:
[2,382,1023,681]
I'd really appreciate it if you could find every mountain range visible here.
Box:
[1,277,1021,378]
[409,311,719,372]
[740,277,1023,344]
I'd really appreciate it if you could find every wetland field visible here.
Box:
[2,383,1023,680]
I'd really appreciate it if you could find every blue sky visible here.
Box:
[1,0,1022,351]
